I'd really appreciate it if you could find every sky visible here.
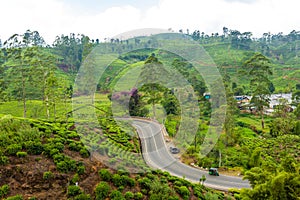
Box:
[1,0,300,44]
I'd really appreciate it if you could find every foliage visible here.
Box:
[43,171,53,180]
[241,155,300,200]
[4,195,23,200]
[98,169,112,181]
[109,190,125,200]
[242,53,273,129]
[95,182,110,200]
[0,184,10,198]
[67,185,82,197]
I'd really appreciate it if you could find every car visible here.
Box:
[208,168,219,176]
[169,147,180,154]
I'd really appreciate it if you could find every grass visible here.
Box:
[237,114,271,134]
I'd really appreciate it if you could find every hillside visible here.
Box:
[0,29,300,199]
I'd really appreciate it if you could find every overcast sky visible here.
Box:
[1,0,300,44]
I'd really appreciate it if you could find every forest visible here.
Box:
[0,28,299,199]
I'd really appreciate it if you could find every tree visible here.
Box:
[162,90,180,115]
[140,83,165,119]
[241,156,300,200]
[128,88,149,117]
[243,53,273,129]
[199,174,206,185]
[0,50,7,101]
[52,33,93,74]
[4,47,37,118]
[138,54,167,119]
[2,31,49,118]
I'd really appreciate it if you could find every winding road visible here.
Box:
[130,118,251,191]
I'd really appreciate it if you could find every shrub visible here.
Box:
[122,175,135,187]
[74,193,92,200]
[43,171,53,180]
[5,195,23,200]
[5,144,22,155]
[110,190,125,200]
[53,153,64,164]
[124,191,134,200]
[24,141,43,155]
[134,192,143,200]
[79,148,90,158]
[138,177,151,190]
[112,174,124,187]
[49,148,60,157]
[0,155,9,165]
[67,185,82,197]
[0,184,9,198]
[175,186,190,200]
[56,161,69,172]
[77,165,85,175]
[70,173,79,184]
[69,142,82,152]
[56,157,77,173]
[16,152,27,158]
[95,182,110,200]
[98,169,112,181]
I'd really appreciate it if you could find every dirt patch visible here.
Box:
[0,152,106,199]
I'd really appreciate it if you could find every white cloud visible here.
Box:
[1,0,300,44]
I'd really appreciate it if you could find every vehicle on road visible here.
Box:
[169,147,180,154]
[208,168,219,176]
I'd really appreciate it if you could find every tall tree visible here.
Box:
[243,53,273,129]
[52,33,93,74]
[3,31,54,118]
[138,54,167,119]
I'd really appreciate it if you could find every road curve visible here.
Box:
[130,118,251,191]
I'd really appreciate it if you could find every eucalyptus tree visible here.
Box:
[138,54,167,119]
[243,53,273,129]
[3,30,56,118]
[52,33,93,75]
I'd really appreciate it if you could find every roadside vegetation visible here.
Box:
[0,28,299,199]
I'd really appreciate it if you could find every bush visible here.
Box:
[124,191,134,200]
[70,173,79,184]
[24,141,43,155]
[138,177,151,190]
[112,174,124,187]
[98,169,112,181]
[77,165,85,175]
[0,155,9,165]
[0,184,9,198]
[134,192,143,200]
[95,182,110,200]
[43,171,53,180]
[110,190,125,200]
[56,156,77,173]
[74,193,92,200]
[175,186,190,200]
[16,152,27,158]
[67,185,82,197]
[5,195,23,200]
[79,148,90,158]
[5,144,22,155]
[68,142,81,152]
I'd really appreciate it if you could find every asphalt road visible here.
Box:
[131,118,251,191]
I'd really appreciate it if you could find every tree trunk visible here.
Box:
[21,70,27,118]
[261,110,265,129]
[46,95,50,119]
[219,149,222,167]
[152,103,156,119]
[53,103,56,121]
